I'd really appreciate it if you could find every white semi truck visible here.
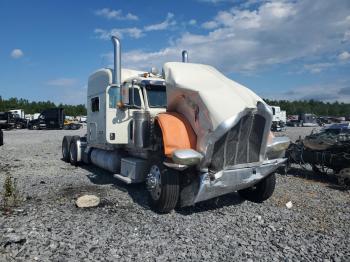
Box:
[270,106,287,131]
[271,106,286,124]
[62,37,289,213]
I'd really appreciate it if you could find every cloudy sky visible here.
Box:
[1,0,349,104]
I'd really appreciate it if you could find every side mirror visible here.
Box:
[121,85,129,106]
[120,80,141,109]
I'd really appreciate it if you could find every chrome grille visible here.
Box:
[210,113,266,172]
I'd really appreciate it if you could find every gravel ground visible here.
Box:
[0,127,349,261]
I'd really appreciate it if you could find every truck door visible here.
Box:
[88,96,99,143]
[106,84,145,144]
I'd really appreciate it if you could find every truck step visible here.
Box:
[113,174,133,184]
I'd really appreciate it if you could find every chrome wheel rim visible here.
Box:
[70,143,76,162]
[146,165,162,201]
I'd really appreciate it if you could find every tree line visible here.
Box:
[264,99,349,116]
[0,97,87,116]
[0,96,349,117]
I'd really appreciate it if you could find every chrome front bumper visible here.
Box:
[193,158,286,204]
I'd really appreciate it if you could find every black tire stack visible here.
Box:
[62,135,80,166]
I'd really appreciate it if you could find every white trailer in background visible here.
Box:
[25,114,40,121]
[78,116,87,123]
[62,37,289,213]
[9,109,25,119]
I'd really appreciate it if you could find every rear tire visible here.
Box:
[31,125,39,130]
[146,156,180,213]
[238,173,276,203]
[69,136,80,166]
[62,136,72,162]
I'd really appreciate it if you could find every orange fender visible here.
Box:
[155,112,197,157]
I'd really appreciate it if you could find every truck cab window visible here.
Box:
[91,97,99,112]
[129,88,141,107]
[146,85,167,108]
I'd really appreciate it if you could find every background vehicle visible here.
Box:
[9,109,25,119]
[286,123,350,186]
[270,106,287,131]
[28,108,64,130]
[62,37,288,213]
[287,113,318,127]
[0,112,26,129]
[0,112,14,129]
[12,113,28,129]
[64,119,82,130]
[79,116,87,123]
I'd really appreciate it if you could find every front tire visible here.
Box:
[146,156,180,213]
[238,173,276,203]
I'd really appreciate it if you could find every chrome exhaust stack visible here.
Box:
[111,36,121,86]
[111,36,122,106]
[182,50,188,63]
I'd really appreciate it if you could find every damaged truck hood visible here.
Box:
[163,62,268,153]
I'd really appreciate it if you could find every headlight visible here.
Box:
[172,149,203,166]
[266,136,290,159]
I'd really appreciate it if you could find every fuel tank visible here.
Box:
[90,148,122,173]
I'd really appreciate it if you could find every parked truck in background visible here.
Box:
[28,108,64,130]
[287,113,318,127]
[0,112,25,129]
[270,106,286,131]
[62,37,289,213]
[0,112,13,129]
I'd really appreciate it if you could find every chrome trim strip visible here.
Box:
[163,161,188,171]
[76,140,82,162]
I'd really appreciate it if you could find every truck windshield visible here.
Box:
[146,85,167,108]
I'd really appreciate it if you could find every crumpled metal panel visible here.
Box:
[194,158,286,204]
